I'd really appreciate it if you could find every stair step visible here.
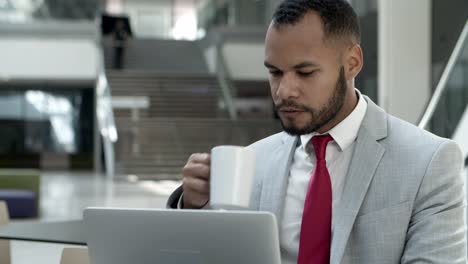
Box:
[110,71,279,179]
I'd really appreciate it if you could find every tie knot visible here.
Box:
[310,134,333,160]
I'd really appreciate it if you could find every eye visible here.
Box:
[269,70,283,77]
[297,71,316,77]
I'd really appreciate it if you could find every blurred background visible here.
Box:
[0,0,466,262]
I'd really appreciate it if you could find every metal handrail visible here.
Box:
[96,66,118,144]
[94,14,118,178]
[418,19,468,129]
[215,43,238,120]
[95,52,118,179]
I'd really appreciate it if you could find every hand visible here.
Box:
[182,153,211,209]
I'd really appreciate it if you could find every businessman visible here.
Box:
[167,0,467,263]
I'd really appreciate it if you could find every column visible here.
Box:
[378,0,431,124]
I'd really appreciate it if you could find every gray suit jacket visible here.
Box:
[168,97,467,263]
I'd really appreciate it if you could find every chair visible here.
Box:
[0,200,11,264]
[60,247,90,264]
[0,169,40,218]
[0,190,36,218]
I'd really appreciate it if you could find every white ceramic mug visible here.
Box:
[210,145,256,210]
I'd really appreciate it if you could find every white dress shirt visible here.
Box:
[281,90,368,264]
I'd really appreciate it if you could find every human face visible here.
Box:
[265,11,357,135]
[275,66,347,135]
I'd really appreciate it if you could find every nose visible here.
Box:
[275,73,300,101]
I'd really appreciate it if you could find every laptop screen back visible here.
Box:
[84,208,281,264]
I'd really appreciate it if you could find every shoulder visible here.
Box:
[386,114,449,146]
[384,113,462,166]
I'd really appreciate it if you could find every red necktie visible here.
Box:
[298,134,333,264]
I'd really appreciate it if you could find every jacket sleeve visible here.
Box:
[166,185,184,209]
[401,140,467,263]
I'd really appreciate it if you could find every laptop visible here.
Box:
[84,207,281,264]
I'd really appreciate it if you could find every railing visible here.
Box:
[215,42,238,120]
[418,19,468,130]
[95,18,118,179]
[417,18,468,160]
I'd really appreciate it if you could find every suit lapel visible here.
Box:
[330,129,385,263]
[330,98,388,264]
[259,134,298,229]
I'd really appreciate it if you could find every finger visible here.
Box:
[182,163,210,180]
[188,153,211,165]
[183,192,209,209]
[183,176,210,195]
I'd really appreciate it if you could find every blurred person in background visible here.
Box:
[112,19,129,69]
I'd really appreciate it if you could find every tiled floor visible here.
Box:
[8,171,180,264]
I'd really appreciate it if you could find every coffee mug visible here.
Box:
[210,145,256,209]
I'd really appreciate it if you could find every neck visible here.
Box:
[316,88,358,134]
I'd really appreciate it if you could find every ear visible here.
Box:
[344,44,363,80]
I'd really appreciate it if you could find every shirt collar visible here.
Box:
[300,89,368,152]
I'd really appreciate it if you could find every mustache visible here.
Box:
[275,101,312,112]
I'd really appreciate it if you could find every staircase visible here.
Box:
[108,71,225,119]
[104,38,280,180]
[103,37,209,75]
[108,70,280,180]
[115,117,280,180]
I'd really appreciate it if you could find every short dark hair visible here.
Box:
[272,0,361,45]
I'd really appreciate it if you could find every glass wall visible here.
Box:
[428,32,468,138]
[0,0,97,23]
[0,85,94,169]
[427,0,468,138]
[0,0,99,170]
[352,0,378,103]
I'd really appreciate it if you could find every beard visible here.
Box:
[275,66,347,135]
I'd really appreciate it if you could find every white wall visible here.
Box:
[378,0,431,124]
[204,45,217,74]
[222,43,268,80]
[203,42,268,80]
[0,38,98,81]
[122,0,172,38]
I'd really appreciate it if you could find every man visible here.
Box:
[167,0,467,263]
[112,19,129,69]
